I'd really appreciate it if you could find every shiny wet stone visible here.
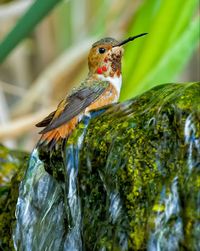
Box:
[1,82,199,250]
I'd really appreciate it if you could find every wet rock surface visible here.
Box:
[2,82,200,250]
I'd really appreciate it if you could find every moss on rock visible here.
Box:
[0,145,29,251]
[2,82,200,250]
[77,82,200,250]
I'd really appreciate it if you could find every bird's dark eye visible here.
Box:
[98,47,106,54]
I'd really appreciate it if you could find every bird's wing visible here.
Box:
[35,111,56,127]
[36,81,109,134]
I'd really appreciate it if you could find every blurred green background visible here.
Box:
[0,0,199,150]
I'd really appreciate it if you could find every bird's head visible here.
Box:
[88,33,147,80]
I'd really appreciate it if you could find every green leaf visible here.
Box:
[167,0,198,45]
[121,0,199,100]
[123,0,161,77]
[0,0,63,63]
[127,0,186,85]
[121,18,199,99]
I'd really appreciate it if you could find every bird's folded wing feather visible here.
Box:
[36,81,109,134]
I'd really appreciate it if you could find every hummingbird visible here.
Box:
[36,33,147,147]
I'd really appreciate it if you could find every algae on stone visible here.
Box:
[0,145,29,251]
[9,82,200,250]
[78,82,200,250]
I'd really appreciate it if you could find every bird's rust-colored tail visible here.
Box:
[40,116,78,143]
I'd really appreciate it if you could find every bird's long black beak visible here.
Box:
[113,33,148,47]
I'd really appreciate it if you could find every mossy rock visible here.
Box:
[76,82,200,250]
[0,145,29,251]
[9,82,200,250]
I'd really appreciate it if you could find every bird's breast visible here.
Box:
[97,74,122,98]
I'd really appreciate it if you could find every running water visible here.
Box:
[13,82,200,250]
